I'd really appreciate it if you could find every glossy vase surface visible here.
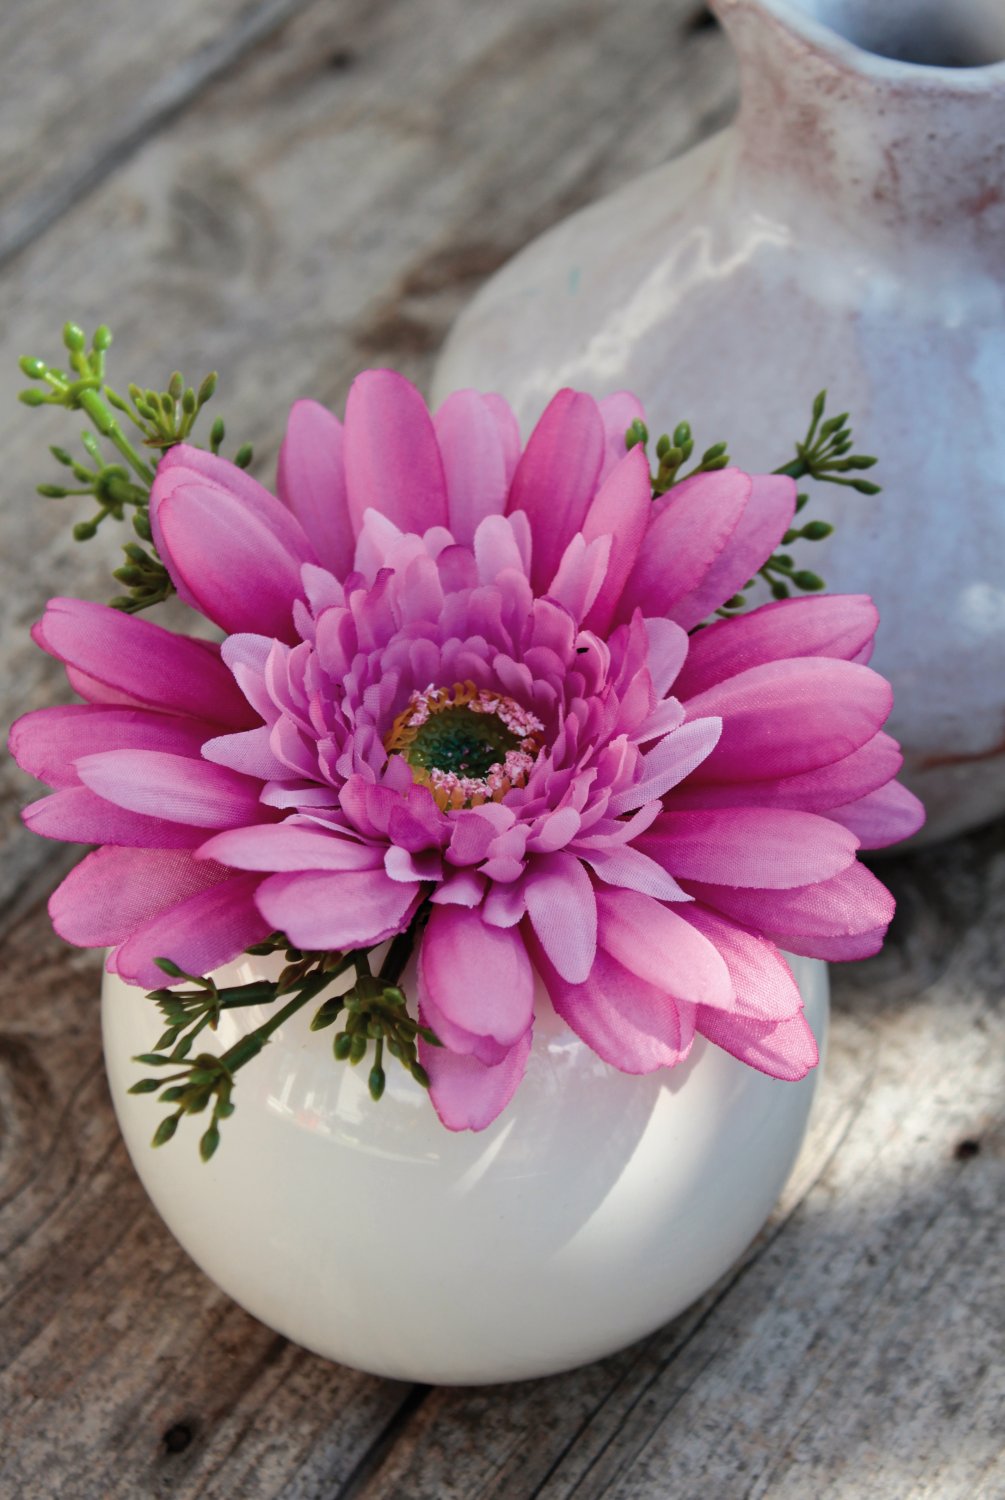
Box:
[103,950,829,1385]
[433,0,1005,844]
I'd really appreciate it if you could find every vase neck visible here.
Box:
[713,0,1005,256]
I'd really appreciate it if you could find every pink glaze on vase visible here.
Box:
[433,0,1005,844]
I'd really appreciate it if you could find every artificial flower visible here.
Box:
[11,373,923,1129]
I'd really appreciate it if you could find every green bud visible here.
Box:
[62,322,86,353]
[368,1064,386,1102]
[333,1032,353,1061]
[781,529,799,545]
[672,421,691,448]
[108,596,134,611]
[72,520,98,540]
[152,1114,179,1147]
[38,483,69,499]
[19,355,47,379]
[159,1086,187,1103]
[49,445,74,467]
[792,569,825,591]
[655,433,671,459]
[702,441,728,461]
[155,957,185,978]
[210,417,225,453]
[168,371,184,400]
[197,372,218,406]
[774,554,794,570]
[410,1061,431,1089]
[234,443,253,469]
[349,1033,368,1065]
[700,454,728,471]
[181,388,197,415]
[19,388,47,407]
[199,1125,221,1162]
[800,520,834,541]
[113,565,146,586]
[383,985,405,1007]
[133,512,153,541]
[852,479,881,495]
[795,492,809,512]
[722,593,746,610]
[92,325,113,351]
[770,579,790,600]
[128,1078,162,1095]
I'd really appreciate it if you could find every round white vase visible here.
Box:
[432,0,1005,846]
[103,951,829,1385]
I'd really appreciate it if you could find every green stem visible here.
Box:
[77,388,156,485]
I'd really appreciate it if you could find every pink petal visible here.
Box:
[76,750,264,829]
[151,465,313,642]
[434,390,518,546]
[674,595,880,701]
[49,847,227,948]
[684,659,893,782]
[9,704,208,789]
[596,392,646,482]
[32,599,252,727]
[421,1028,532,1132]
[695,1007,818,1081]
[523,852,597,984]
[643,618,690,699]
[668,731,906,815]
[418,906,534,1062]
[684,861,895,957]
[576,842,688,901]
[643,807,859,889]
[24,787,204,848]
[608,717,722,814]
[546,533,611,621]
[581,445,654,634]
[530,935,694,1074]
[343,370,448,537]
[681,904,805,1021]
[277,399,355,579]
[597,888,733,1009]
[616,468,751,623]
[111,872,269,989]
[507,389,604,592]
[666,474,796,631]
[255,867,419,949]
[198,823,383,871]
[825,780,926,848]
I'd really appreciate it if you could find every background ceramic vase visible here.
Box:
[432,0,1005,846]
[104,951,829,1385]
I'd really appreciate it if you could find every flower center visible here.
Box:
[384,681,544,809]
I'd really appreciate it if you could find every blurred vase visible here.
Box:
[433,0,1005,845]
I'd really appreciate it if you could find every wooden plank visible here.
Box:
[321,826,1005,1500]
[0,0,317,263]
[0,0,734,911]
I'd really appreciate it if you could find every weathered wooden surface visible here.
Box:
[1,2,1002,1496]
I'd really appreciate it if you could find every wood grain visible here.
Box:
[2,1,1002,1496]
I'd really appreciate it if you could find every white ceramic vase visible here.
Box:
[432,0,1005,845]
[103,951,829,1385]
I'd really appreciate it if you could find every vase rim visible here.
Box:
[713,0,1005,87]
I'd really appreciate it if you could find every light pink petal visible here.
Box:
[546,533,611,621]
[608,717,722,814]
[111,872,269,989]
[530,935,694,1074]
[76,750,263,829]
[9,704,207,789]
[524,851,597,984]
[255,866,419,950]
[473,514,526,584]
[198,823,383,872]
[683,861,895,957]
[581,445,654,634]
[421,1028,532,1132]
[682,904,805,1021]
[597,888,733,1009]
[418,905,534,1062]
[685,659,893,782]
[277,399,354,579]
[576,842,689,902]
[434,390,517,546]
[643,618,690,699]
[695,1007,818,1081]
[507,389,604,592]
[429,870,487,907]
[666,474,796,631]
[825,780,926,848]
[616,468,751,623]
[343,370,448,537]
[596,392,647,482]
[32,599,252,727]
[24,787,204,848]
[674,595,880,701]
[669,732,906,815]
[644,807,859,889]
[202,727,288,781]
[48,847,227,948]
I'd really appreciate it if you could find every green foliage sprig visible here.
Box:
[625,390,879,617]
[18,321,251,613]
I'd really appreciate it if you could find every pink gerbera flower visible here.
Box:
[11,374,924,1129]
